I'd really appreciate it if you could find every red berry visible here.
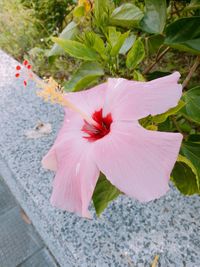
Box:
[23,60,28,66]
[24,80,27,86]
[27,65,32,69]
[15,73,20,78]
[16,65,21,70]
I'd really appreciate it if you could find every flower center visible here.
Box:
[82,108,112,142]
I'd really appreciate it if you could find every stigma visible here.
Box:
[82,109,112,142]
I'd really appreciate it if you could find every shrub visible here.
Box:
[0,0,43,60]
[21,0,75,33]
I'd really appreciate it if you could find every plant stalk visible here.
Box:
[182,56,200,89]
[143,47,170,75]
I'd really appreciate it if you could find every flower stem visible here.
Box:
[182,56,200,89]
[143,47,170,75]
[171,116,187,138]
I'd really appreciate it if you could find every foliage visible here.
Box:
[64,61,104,91]
[181,86,200,123]
[140,0,167,34]
[27,47,78,82]
[171,155,200,195]
[92,173,121,216]
[0,0,42,60]
[20,0,74,33]
[165,17,200,54]
[0,0,77,79]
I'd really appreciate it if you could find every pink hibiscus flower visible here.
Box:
[42,72,183,218]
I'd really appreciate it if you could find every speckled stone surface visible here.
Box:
[0,177,58,267]
[0,50,200,267]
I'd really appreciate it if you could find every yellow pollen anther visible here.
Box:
[30,73,97,126]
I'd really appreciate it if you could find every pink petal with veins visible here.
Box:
[103,72,182,121]
[93,121,182,202]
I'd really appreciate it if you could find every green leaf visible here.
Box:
[146,124,158,131]
[158,117,174,132]
[47,22,78,57]
[107,27,130,57]
[188,134,200,142]
[73,5,85,17]
[119,33,136,55]
[181,141,200,188]
[111,31,130,57]
[178,120,192,134]
[108,27,120,45]
[146,71,171,81]
[64,62,104,92]
[165,17,200,54]
[92,172,121,216]
[181,86,200,124]
[177,155,198,178]
[90,34,106,55]
[146,34,165,55]
[171,155,199,195]
[94,0,112,29]
[52,38,99,61]
[140,0,167,34]
[133,70,146,81]
[83,32,107,60]
[126,38,145,69]
[110,3,143,28]
[152,100,185,124]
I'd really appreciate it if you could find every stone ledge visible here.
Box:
[0,176,57,267]
[1,50,200,267]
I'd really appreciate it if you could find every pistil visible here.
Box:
[15,62,98,126]
[82,109,112,142]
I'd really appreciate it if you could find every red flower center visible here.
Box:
[82,108,113,142]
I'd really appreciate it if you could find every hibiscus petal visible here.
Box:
[42,111,84,171]
[49,136,99,217]
[93,122,182,202]
[103,72,182,121]
[65,82,107,116]
[42,111,100,217]
[42,147,57,171]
